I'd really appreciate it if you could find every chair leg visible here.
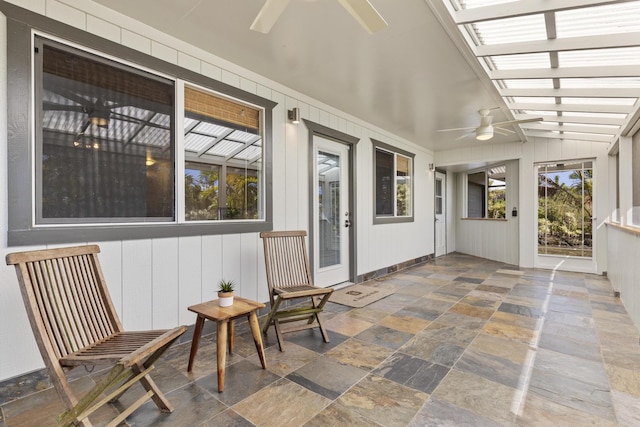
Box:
[57,363,129,427]
[262,297,282,335]
[273,317,286,351]
[135,363,173,412]
[315,293,333,343]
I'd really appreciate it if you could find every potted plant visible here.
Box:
[217,279,235,307]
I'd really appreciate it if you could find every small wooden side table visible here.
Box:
[187,297,267,392]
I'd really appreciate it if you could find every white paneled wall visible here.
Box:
[607,225,640,332]
[0,0,434,381]
[436,138,610,272]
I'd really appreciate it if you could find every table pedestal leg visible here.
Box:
[228,319,235,355]
[248,311,267,369]
[217,320,228,392]
[187,315,205,372]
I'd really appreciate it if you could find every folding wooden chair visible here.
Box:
[6,245,187,427]
[260,230,333,351]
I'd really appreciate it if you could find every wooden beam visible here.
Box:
[509,103,632,114]
[515,114,625,126]
[454,0,635,24]
[476,32,640,56]
[524,129,613,142]
[490,65,640,79]
[499,87,640,98]
[520,122,619,135]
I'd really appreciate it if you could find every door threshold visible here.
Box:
[331,281,354,290]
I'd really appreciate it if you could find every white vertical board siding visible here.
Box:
[201,235,223,303]
[177,236,202,326]
[607,226,640,332]
[271,92,287,231]
[221,234,243,292]
[284,97,301,229]
[240,233,260,302]
[152,238,180,329]
[121,240,153,329]
[95,240,124,318]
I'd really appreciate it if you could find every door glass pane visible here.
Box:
[538,161,593,257]
[318,151,340,268]
[435,179,443,215]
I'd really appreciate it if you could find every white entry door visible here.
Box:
[435,171,447,257]
[313,136,350,287]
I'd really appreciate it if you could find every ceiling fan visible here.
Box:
[437,108,543,141]
[250,0,387,34]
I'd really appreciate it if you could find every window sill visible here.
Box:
[8,221,273,247]
[373,216,414,225]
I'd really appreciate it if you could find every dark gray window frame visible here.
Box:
[372,138,415,224]
[3,2,276,246]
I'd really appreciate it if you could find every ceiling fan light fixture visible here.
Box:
[89,108,110,128]
[475,125,493,141]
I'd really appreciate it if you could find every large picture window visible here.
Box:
[37,38,176,223]
[372,139,414,224]
[537,161,593,258]
[6,19,274,245]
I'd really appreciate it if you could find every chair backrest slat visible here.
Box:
[6,245,121,360]
[260,231,313,292]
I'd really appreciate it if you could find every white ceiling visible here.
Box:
[88,0,640,152]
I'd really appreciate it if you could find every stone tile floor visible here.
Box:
[2,253,640,426]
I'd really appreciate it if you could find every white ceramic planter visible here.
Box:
[218,292,234,307]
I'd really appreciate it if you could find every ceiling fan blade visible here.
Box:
[337,0,388,34]
[493,117,543,127]
[43,102,85,112]
[454,132,474,141]
[437,126,476,132]
[250,0,291,33]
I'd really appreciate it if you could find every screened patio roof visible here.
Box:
[438,0,640,145]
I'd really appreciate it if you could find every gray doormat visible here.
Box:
[329,284,394,308]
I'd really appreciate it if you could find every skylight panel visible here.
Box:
[502,79,553,89]
[559,47,640,67]
[232,145,262,161]
[519,110,562,116]
[134,127,170,147]
[511,97,556,104]
[472,14,546,45]
[193,122,229,137]
[206,139,243,157]
[555,111,627,119]
[561,97,637,106]
[184,133,214,152]
[458,0,516,9]
[556,2,640,38]
[228,130,258,143]
[490,53,549,70]
[561,78,640,89]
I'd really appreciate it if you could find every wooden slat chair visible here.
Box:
[260,230,333,351]
[6,245,187,427]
